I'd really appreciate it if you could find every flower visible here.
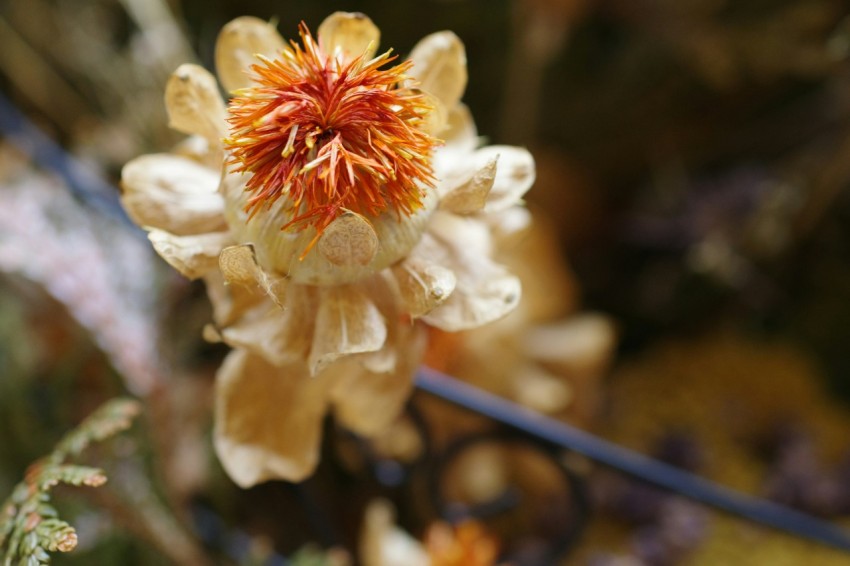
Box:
[223,23,436,245]
[359,500,501,566]
[120,12,535,486]
[424,521,501,566]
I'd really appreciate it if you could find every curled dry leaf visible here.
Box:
[219,244,262,286]
[422,260,520,332]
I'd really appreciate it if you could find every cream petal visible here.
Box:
[120,153,226,236]
[510,363,574,415]
[422,259,520,332]
[148,229,232,280]
[204,271,266,329]
[220,284,317,366]
[522,313,617,373]
[329,323,425,436]
[475,145,536,212]
[442,103,478,151]
[344,276,402,373]
[420,214,521,331]
[172,135,221,170]
[432,103,478,174]
[360,500,430,566]
[427,209,492,255]
[317,12,380,62]
[318,211,379,267]
[350,274,401,374]
[357,343,397,375]
[495,209,576,321]
[219,244,288,307]
[444,443,510,504]
[484,206,533,244]
[308,284,387,375]
[417,88,448,136]
[203,323,222,343]
[391,242,457,318]
[214,350,331,486]
[407,31,468,112]
[438,155,497,214]
[215,16,286,93]
[165,64,227,143]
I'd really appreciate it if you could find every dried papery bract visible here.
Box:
[318,212,379,267]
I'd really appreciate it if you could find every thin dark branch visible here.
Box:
[416,366,850,553]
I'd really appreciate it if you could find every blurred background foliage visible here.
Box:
[3,0,850,564]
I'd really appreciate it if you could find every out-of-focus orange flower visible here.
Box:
[425,520,502,566]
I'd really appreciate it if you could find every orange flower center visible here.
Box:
[224,23,437,241]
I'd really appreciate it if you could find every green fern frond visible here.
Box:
[50,399,141,463]
[0,398,141,565]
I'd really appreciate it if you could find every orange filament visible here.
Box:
[224,23,437,240]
